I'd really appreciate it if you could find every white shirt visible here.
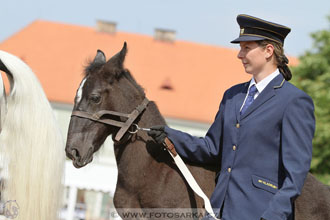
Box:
[240,69,280,112]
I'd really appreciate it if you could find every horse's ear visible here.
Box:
[93,50,106,65]
[107,42,127,69]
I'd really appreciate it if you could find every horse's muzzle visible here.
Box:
[66,147,94,168]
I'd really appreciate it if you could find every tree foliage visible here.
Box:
[291,15,330,179]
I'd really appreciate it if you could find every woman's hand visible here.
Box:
[147,125,167,144]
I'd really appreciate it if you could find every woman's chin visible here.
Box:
[244,68,253,74]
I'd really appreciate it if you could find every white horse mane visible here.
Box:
[0,50,65,220]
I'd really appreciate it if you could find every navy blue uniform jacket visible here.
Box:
[165,74,315,220]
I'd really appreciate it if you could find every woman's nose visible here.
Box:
[237,50,244,59]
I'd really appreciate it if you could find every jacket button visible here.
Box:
[233,145,237,151]
[236,123,240,128]
[227,167,232,173]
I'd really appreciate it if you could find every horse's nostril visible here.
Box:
[72,149,80,159]
[66,148,80,161]
[71,149,77,157]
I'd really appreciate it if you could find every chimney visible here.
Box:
[154,28,176,42]
[96,20,117,34]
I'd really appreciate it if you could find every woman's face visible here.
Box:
[237,41,268,75]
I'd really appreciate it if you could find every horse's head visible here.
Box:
[65,42,145,168]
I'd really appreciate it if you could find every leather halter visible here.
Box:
[71,98,149,142]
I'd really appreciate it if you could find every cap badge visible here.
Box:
[240,28,245,35]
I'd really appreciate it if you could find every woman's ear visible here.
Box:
[265,44,274,59]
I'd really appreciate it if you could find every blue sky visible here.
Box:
[0,0,329,56]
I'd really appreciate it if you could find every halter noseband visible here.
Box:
[71,97,149,142]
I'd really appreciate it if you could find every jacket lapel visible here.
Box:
[240,74,285,120]
[235,82,249,123]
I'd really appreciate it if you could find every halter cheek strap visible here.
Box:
[71,98,149,142]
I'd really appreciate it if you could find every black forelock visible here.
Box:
[82,60,145,97]
[84,59,105,76]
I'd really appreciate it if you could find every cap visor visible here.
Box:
[230,35,265,44]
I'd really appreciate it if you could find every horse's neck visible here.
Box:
[139,101,167,128]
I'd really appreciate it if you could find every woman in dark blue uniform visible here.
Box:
[148,14,315,220]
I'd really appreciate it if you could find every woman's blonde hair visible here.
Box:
[258,40,292,81]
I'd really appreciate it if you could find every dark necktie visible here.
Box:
[240,84,258,115]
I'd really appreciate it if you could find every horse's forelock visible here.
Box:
[84,59,105,76]
[84,59,121,81]
[82,61,145,98]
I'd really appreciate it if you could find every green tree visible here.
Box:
[291,15,330,184]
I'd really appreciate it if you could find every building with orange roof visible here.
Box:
[0,20,297,123]
[0,20,298,220]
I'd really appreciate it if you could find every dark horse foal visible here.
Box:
[65,43,330,219]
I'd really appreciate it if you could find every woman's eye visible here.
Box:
[90,95,101,104]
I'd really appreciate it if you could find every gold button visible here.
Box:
[236,123,240,128]
[228,167,232,173]
[233,145,237,151]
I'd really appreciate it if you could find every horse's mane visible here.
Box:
[0,51,64,220]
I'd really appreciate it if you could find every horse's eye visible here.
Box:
[90,95,101,104]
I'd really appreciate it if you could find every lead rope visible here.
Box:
[163,138,221,220]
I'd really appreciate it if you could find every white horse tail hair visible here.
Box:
[0,50,65,220]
